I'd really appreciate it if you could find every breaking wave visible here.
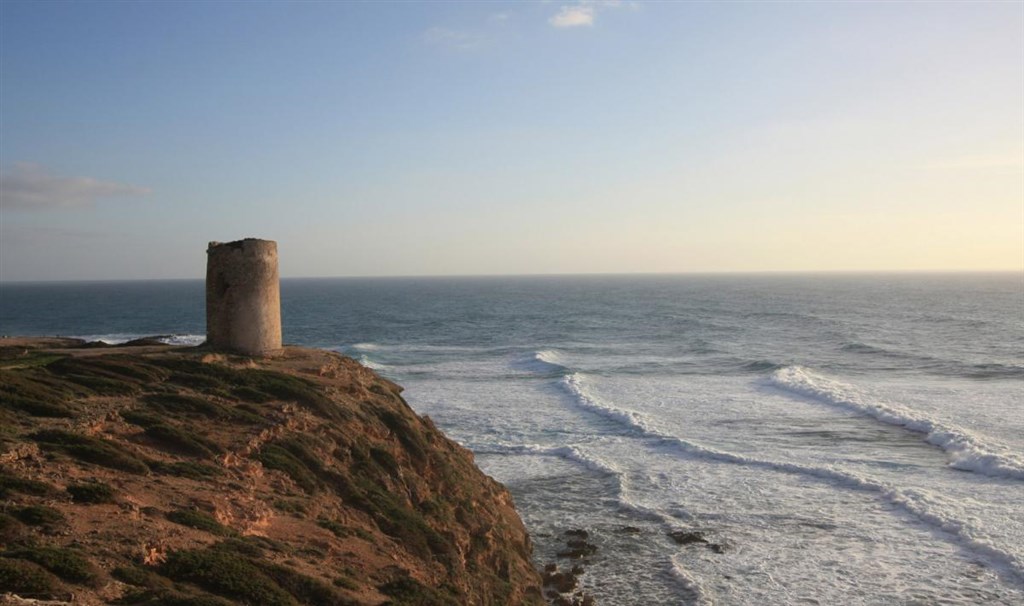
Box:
[769,366,1024,481]
[472,441,665,524]
[73,333,204,346]
[512,350,571,376]
[158,334,205,346]
[555,371,1024,584]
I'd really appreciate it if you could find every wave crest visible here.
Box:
[769,365,1024,481]
[514,349,571,376]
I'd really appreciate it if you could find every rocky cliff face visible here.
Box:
[0,338,544,605]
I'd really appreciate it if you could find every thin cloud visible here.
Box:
[550,5,595,28]
[0,163,150,211]
[549,1,627,28]
[422,27,487,51]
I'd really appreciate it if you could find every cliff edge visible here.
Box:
[0,338,544,605]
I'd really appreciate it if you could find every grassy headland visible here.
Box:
[0,338,544,605]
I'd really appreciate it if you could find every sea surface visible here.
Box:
[2,273,1023,605]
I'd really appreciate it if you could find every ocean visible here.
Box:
[2,273,1022,605]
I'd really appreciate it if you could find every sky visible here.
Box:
[1,1,1022,281]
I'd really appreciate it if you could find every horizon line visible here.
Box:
[2,268,1022,285]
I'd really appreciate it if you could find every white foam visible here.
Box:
[472,441,668,524]
[474,442,619,477]
[347,342,490,354]
[558,372,1024,584]
[72,333,204,346]
[356,355,390,372]
[669,555,714,606]
[769,366,1024,481]
[158,334,205,346]
[72,333,137,344]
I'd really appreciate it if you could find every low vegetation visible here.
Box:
[2,546,100,586]
[377,577,460,606]
[0,472,59,498]
[166,509,236,537]
[161,548,299,606]
[0,557,66,597]
[12,505,66,527]
[30,429,150,474]
[66,481,116,504]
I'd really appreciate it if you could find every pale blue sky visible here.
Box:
[1,1,1021,281]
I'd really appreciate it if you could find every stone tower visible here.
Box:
[205,238,282,355]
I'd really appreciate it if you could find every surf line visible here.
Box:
[769,365,1024,481]
[556,371,1024,587]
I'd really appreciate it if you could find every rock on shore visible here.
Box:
[0,338,544,605]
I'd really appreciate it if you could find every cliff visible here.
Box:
[0,338,545,606]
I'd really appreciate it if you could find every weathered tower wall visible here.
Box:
[205,238,282,355]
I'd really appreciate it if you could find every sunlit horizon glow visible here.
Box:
[1,1,1021,281]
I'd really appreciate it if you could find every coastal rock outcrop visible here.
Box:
[0,338,544,605]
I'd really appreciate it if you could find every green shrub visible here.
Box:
[67,481,116,504]
[30,430,149,474]
[144,424,219,458]
[152,359,338,419]
[144,394,225,418]
[161,549,297,606]
[234,402,271,421]
[13,505,66,527]
[0,362,76,417]
[0,371,77,405]
[369,447,400,476]
[0,512,27,544]
[238,370,339,420]
[49,356,167,386]
[211,535,284,556]
[376,411,428,463]
[116,590,235,606]
[2,546,100,585]
[61,373,139,396]
[0,394,75,417]
[165,509,236,537]
[209,538,264,558]
[78,355,170,383]
[167,372,231,393]
[333,575,358,590]
[112,564,174,590]
[272,499,307,515]
[0,472,59,498]
[145,393,270,426]
[121,409,163,428]
[316,518,349,538]
[232,386,274,402]
[0,557,64,596]
[377,577,459,606]
[47,357,149,395]
[348,478,450,564]
[255,561,355,606]
[258,445,318,493]
[152,359,249,399]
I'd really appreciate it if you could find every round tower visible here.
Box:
[205,238,282,355]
